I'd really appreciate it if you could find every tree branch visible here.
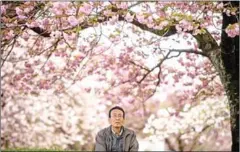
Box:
[8,2,219,55]
[1,38,17,68]
[129,60,150,72]
[165,138,177,151]
[189,124,212,151]
[170,49,209,58]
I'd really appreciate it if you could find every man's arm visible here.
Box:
[129,133,139,151]
[95,131,106,151]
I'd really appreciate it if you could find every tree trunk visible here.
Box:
[207,1,239,151]
[221,1,239,151]
[221,2,239,151]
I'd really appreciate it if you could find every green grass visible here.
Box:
[2,147,64,152]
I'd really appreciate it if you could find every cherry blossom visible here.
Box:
[225,23,239,38]
[1,1,237,151]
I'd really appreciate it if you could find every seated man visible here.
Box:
[95,106,139,151]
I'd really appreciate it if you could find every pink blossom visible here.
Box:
[187,73,195,79]
[18,15,27,19]
[178,58,184,66]
[231,11,236,16]
[183,33,189,39]
[79,3,92,15]
[126,47,134,52]
[15,7,24,16]
[147,23,154,28]
[14,74,24,81]
[225,9,231,16]
[216,19,222,26]
[25,68,34,74]
[161,20,169,27]
[51,2,65,15]
[42,18,49,27]
[157,10,166,17]
[85,87,91,93]
[207,11,213,16]
[74,53,85,61]
[192,29,201,35]
[217,2,223,9]
[154,25,162,30]
[39,80,50,89]
[24,6,34,14]
[5,30,14,40]
[47,62,55,71]
[176,24,182,33]
[136,13,146,24]
[53,9,63,15]
[109,15,119,25]
[146,16,154,28]
[110,35,121,43]
[173,74,180,83]
[24,62,31,68]
[22,32,29,41]
[50,30,62,38]
[190,3,198,13]
[63,33,77,41]
[147,16,153,23]
[179,19,193,31]
[68,10,77,16]
[125,13,134,22]
[187,41,192,45]
[26,21,39,28]
[103,10,113,17]
[116,2,128,9]
[52,2,65,10]
[225,23,239,38]
[156,20,169,30]
[1,5,7,15]
[39,18,50,29]
[68,16,79,26]
[202,80,208,87]
[179,19,187,25]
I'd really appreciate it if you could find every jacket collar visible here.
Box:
[111,126,123,137]
[106,125,132,151]
[107,125,131,136]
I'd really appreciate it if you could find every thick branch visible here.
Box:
[170,49,209,58]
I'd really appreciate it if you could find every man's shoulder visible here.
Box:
[124,127,136,135]
[97,126,111,135]
[97,126,136,136]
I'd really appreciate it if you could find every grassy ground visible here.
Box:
[2,147,64,152]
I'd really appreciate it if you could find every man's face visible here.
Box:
[109,109,125,128]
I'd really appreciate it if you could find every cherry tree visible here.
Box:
[1,86,109,150]
[1,1,239,150]
[143,93,231,151]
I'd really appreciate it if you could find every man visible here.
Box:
[95,106,139,151]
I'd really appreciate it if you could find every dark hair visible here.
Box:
[109,106,125,118]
